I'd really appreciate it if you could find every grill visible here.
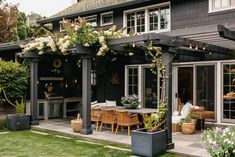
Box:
[47,97,64,118]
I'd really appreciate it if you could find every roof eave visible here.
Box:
[37,0,152,24]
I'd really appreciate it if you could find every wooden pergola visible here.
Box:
[22,32,233,150]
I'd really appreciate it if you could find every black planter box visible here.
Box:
[6,114,30,131]
[131,128,166,157]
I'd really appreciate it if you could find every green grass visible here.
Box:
[0,130,177,157]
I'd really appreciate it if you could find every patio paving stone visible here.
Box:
[32,119,211,157]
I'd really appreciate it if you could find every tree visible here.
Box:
[0,0,18,42]
[17,11,28,40]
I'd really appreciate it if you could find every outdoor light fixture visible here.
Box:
[189,44,192,49]
[129,52,134,56]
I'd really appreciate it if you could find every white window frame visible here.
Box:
[84,15,97,27]
[125,64,160,107]
[100,11,113,26]
[209,0,235,13]
[123,2,171,34]
[59,22,66,32]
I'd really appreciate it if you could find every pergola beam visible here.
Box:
[218,24,235,41]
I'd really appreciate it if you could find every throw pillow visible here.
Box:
[106,100,116,106]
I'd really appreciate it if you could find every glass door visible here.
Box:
[196,65,215,112]
[143,67,159,108]
[178,67,194,105]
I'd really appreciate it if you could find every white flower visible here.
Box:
[83,43,90,47]
[99,36,105,44]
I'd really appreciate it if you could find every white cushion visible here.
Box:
[91,101,97,105]
[173,111,180,116]
[97,103,107,107]
[91,104,99,108]
[106,100,116,106]
[172,116,182,124]
[180,102,192,118]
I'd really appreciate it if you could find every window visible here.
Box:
[60,23,66,32]
[91,70,96,85]
[124,3,170,34]
[84,15,97,27]
[209,0,235,12]
[101,12,113,26]
[127,67,139,96]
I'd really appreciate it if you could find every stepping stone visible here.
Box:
[77,140,103,146]
[0,132,9,135]
[30,130,49,135]
[104,145,131,152]
[55,135,72,139]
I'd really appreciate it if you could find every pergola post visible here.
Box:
[162,48,174,149]
[80,55,93,135]
[30,57,39,125]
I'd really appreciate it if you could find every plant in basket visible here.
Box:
[120,94,139,109]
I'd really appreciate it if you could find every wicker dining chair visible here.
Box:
[99,109,117,133]
[115,110,140,136]
[91,108,102,131]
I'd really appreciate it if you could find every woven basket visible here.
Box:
[181,122,196,134]
[71,114,82,132]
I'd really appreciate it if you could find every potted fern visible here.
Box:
[180,113,198,134]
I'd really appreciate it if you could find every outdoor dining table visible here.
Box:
[99,106,157,114]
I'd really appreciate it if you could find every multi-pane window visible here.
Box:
[125,4,170,34]
[85,15,97,27]
[211,0,235,11]
[127,67,138,96]
[91,70,96,85]
[101,12,113,26]
[126,10,145,33]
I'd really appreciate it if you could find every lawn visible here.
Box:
[0,130,178,157]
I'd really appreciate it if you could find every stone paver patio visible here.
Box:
[32,119,210,157]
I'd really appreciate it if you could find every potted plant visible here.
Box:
[120,94,139,109]
[0,87,30,131]
[180,113,198,134]
[131,103,168,157]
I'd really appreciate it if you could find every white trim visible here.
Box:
[100,11,113,26]
[84,15,97,27]
[208,0,235,13]
[217,62,222,123]
[123,2,171,34]
[59,23,66,32]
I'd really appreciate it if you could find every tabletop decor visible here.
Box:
[120,94,139,109]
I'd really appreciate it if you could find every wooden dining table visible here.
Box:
[99,106,157,114]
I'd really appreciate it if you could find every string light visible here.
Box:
[209,52,212,55]
[203,46,205,50]
[129,52,134,56]
[74,79,77,83]
[132,42,136,48]
[195,45,198,50]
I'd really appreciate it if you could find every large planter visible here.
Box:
[73,44,93,55]
[6,114,30,131]
[181,122,196,134]
[131,128,166,157]
[19,52,39,59]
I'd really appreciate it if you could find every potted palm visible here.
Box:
[180,113,198,134]
[0,87,30,131]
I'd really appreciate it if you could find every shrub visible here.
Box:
[0,61,29,105]
[0,116,6,129]
[202,126,235,157]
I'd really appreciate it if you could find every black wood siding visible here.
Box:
[171,0,235,30]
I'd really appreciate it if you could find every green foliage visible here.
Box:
[0,117,6,130]
[180,113,198,124]
[143,103,168,132]
[15,98,25,115]
[0,61,29,105]
[202,126,235,157]
[17,11,28,40]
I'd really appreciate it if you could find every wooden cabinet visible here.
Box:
[63,98,82,118]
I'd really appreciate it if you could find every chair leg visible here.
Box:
[115,125,119,134]
[136,124,139,129]
[99,123,103,132]
[121,126,124,133]
[128,126,130,136]
[96,121,99,131]
[111,124,114,134]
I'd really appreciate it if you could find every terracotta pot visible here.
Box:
[181,122,196,134]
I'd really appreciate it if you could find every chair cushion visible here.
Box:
[173,111,180,116]
[180,102,192,118]
[97,102,107,107]
[106,100,116,106]
[172,115,182,124]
